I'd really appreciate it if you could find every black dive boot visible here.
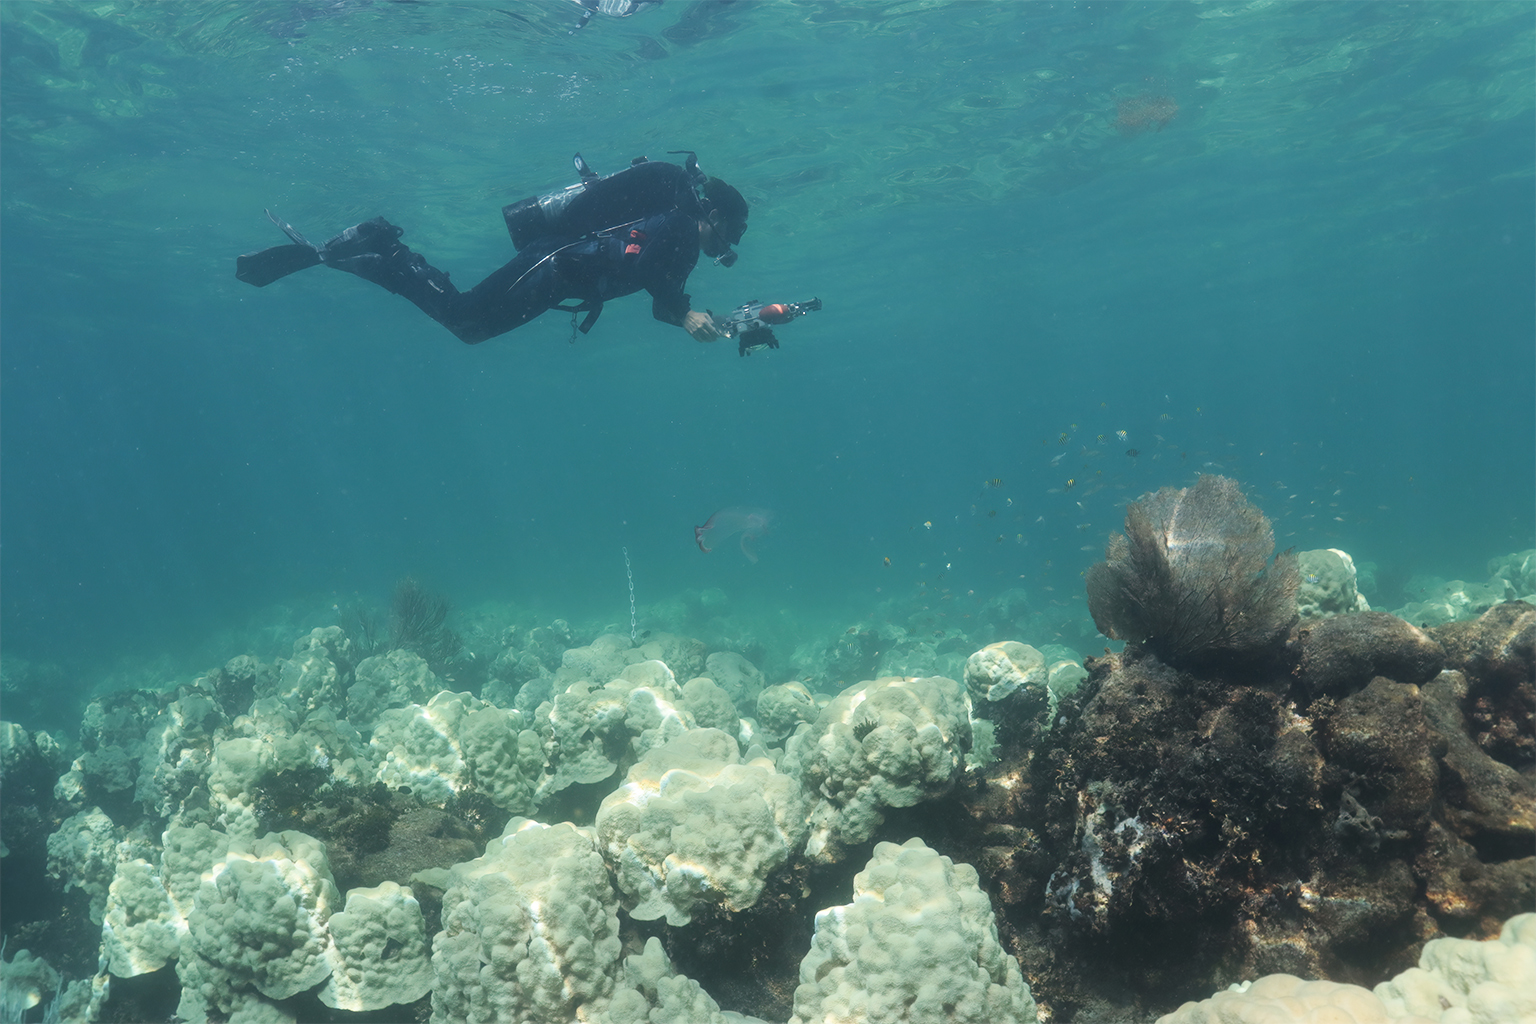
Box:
[320,226,459,324]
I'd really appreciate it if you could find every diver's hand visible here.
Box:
[684,310,723,342]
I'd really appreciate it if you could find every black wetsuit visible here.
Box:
[420,206,701,344]
[237,161,709,344]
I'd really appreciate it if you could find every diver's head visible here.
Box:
[700,178,747,265]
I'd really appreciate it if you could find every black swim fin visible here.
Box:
[236,243,322,287]
[234,209,321,287]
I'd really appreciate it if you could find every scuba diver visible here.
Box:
[235,153,748,345]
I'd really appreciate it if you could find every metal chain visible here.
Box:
[623,546,637,645]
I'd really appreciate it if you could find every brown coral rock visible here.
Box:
[1296,613,1444,695]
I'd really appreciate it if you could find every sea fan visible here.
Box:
[1087,475,1299,667]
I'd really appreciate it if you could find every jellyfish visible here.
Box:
[1116,93,1178,136]
[694,506,775,563]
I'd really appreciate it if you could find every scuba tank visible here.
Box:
[501,152,706,251]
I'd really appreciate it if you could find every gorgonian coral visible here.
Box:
[1087,475,1299,668]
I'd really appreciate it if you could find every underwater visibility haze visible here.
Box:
[2,1,1532,685]
[0,1,1533,1021]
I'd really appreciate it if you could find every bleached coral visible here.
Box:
[599,937,771,1024]
[347,648,440,725]
[1297,548,1372,620]
[207,736,269,838]
[1157,912,1536,1024]
[370,691,478,804]
[964,641,1047,705]
[101,856,180,977]
[594,728,809,926]
[319,881,433,1011]
[430,818,622,1024]
[133,688,226,825]
[256,625,354,712]
[554,633,645,688]
[680,676,741,736]
[369,690,543,814]
[209,702,375,837]
[1157,974,1431,1024]
[1375,912,1536,1024]
[788,838,1035,1024]
[0,946,60,1023]
[534,660,696,802]
[101,824,231,980]
[176,830,339,1022]
[45,806,122,924]
[755,681,820,745]
[782,675,971,863]
[703,650,765,708]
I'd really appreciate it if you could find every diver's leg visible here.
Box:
[447,246,568,342]
[325,224,574,344]
[315,223,507,342]
[240,212,562,344]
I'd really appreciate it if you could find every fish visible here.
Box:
[1126,448,1140,457]
[694,506,775,563]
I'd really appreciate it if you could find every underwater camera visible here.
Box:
[716,298,823,357]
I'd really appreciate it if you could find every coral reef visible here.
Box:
[939,599,1534,1019]
[1392,549,1536,627]
[3,540,1530,1023]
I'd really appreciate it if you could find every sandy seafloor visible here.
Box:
[1,2,1533,1022]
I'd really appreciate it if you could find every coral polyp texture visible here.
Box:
[782,674,972,863]
[5,542,1532,1022]
[594,728,809,926]
[789,837,1036,1024]
[1158,912,1536,1024]
[1087,474,1300,669]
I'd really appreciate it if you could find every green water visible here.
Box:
[2,0,1532,697]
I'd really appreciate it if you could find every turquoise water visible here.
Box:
[2,0,1533,719]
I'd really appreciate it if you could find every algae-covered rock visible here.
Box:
[1296,612,1444,694]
